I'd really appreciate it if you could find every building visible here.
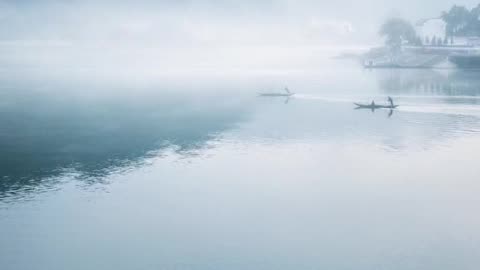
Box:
[415,18,480,47]
[415,18,446,45]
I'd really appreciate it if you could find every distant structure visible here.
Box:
[454,36,480,47]
[363,14,480,69]
[415,17,480,47]
[415,18,446,45]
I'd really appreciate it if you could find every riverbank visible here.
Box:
[361,45,480,69]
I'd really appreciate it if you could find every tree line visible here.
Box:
[379,4,480,49]
[442,4,480,37]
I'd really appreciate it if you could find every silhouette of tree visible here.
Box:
[442,5,471,36]
[415,36,423,46]
[467,4,480,36]
[379,18,417,51]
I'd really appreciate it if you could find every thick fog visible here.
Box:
[0,0,478,74]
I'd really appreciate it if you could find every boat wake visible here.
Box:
[292,94,480,117]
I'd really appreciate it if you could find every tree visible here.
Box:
[379,18,417,51]
[467,4,480,36]
[442,5,470,36]
[415,36,423,46]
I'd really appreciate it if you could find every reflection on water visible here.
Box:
[0,76,250,201]
[2,67,480,201]
[377,68,480,97]
[1,65,480,269]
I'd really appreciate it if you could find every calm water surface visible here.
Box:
[1,61,480,269]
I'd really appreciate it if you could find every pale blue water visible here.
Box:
[1,61,480,269]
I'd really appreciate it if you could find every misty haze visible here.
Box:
[1,1,480,270]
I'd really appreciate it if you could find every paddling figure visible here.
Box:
[387,96,394,107]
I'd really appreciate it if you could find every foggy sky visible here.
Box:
[1,0,478,47]
[0,0,479,73]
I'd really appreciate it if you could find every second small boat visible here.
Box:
[354,103,398,109]
[354,97,398,110]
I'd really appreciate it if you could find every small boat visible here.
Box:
[354,103,398,109]
[259,87,294,97]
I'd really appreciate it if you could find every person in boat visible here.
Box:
[388,96,394,107]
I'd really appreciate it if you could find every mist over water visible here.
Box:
[2,56,480,269]
[2,1,480,270]
[0,0,478,72]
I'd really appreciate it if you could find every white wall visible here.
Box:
[417,19,446,43]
